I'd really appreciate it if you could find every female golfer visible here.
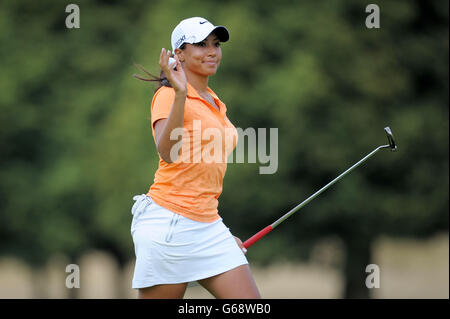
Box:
[131,17,261,299]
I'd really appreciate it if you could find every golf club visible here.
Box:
[243,126,397,249]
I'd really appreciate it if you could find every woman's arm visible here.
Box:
[154,92,186,163]
[155,49,187,163]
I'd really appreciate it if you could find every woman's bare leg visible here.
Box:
[198,264,261,299]
[138,283,188,299]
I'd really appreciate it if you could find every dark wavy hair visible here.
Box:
[133,44,186,93]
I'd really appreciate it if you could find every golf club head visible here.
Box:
[384,127,397,151]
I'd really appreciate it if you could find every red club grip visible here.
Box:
[243,226,273,249]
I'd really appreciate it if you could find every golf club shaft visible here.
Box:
[243,144,390,249]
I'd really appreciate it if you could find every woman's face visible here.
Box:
[177,32,222,77]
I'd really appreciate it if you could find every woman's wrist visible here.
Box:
[174,89,187,97]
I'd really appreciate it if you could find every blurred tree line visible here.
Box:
[0,0,448,298]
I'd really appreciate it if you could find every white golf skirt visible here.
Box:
[130,194,248,289]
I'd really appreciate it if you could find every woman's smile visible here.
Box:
[203,61,217,66]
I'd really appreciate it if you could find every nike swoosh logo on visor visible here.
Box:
[200,21,207,24]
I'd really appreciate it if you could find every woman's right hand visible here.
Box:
[159,48,187,94]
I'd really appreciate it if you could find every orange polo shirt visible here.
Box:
[147,82,238,222]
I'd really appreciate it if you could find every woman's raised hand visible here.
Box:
[159,48,187,94]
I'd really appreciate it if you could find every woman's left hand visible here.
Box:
[234,236,247,254]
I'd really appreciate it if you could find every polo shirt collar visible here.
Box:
[186,82,202,99]
[186,82,227,115]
